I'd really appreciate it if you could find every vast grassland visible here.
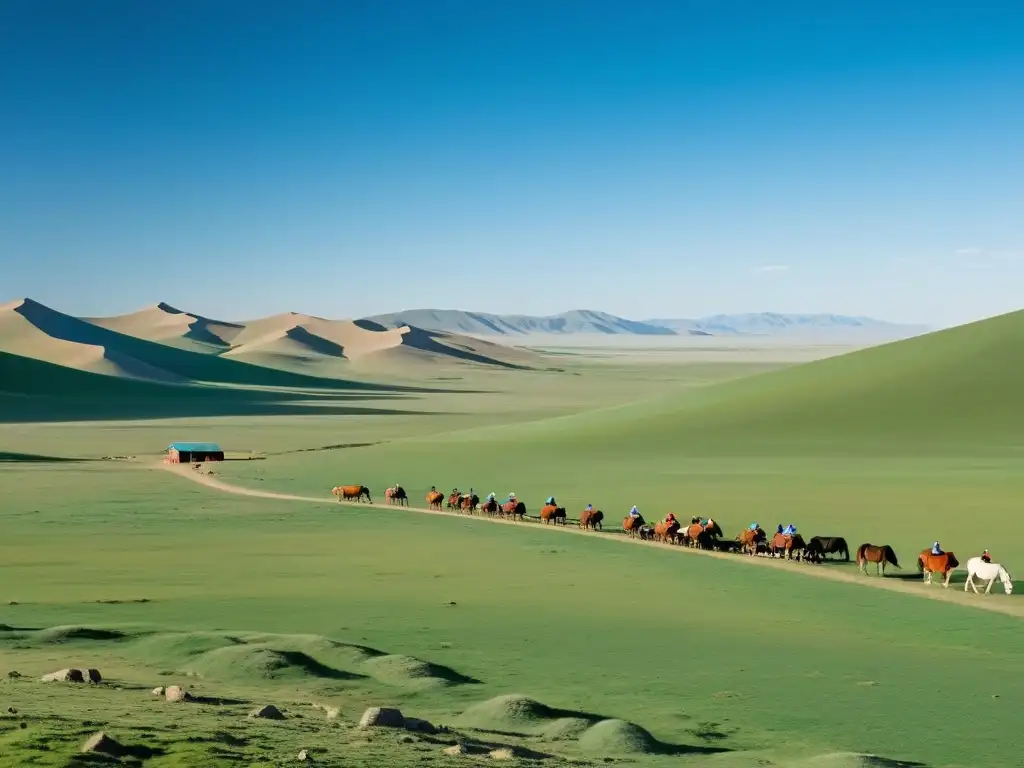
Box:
[2,320,1023,767]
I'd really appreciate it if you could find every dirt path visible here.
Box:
[161,463,1023,620]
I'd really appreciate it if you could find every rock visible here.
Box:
[152,686,165,696]
[86,668,102,683]
[7,707,17,714]
[489,748,515,760]
[404,717,438,734]
[249,704,285,720]
[165,685,191,702]
[444,743,469,756]
[312,703,340,720]
[81,731,122,756]
[41,668,84,683]
[6,671,21,679]
[297,749,310,761]
[359,706,405,729]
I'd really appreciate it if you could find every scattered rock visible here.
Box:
[6,671,20,679]
[297,748,310,761]
[41,668,85,683]
[86,668,102,683]
[490,748,515,760]
[311,703,340,720]
[81,731,122,756]
[152,686,165,696]
[249,704,285,720]
[405,717,438,734]
[359,706,405,729]
[165,685,191,702]
[7,707,17,714]
[444,743,469,756]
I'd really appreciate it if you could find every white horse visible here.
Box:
[964,557,1013,595]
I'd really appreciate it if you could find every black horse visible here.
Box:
[805,536,850,564]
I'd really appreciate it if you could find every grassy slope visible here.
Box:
[1,465,1020,767]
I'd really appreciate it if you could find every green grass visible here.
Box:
[1,317,1023,766]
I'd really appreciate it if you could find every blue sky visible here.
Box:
[1,1,1021,327]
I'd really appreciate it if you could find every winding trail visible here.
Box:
[160,463,1023,619]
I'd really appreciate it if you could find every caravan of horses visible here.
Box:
[332,484,1014,595]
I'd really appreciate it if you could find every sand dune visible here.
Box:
[86,302,244,349]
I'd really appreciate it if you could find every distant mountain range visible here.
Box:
[364,309,928,338]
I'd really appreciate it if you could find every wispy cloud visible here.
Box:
[753,264,790,273]
[955,247,983,257]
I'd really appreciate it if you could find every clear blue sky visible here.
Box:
[2,1,1021,327]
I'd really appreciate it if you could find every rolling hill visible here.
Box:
[365,308,925,338]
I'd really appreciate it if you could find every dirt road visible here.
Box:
[161,463,1022,619]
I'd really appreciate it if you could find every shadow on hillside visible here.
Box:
[0,451,84,462]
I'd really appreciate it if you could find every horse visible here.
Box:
[770,532,807,561]
[653,520,681,544]
[622,515,646,538]
[426,490,444,510]
[856,544,900,576]
[540,505,567,525]
[805,536,849,564]
[460,493,480,514]
[918,550,959,588]
[964,557,1013,595]
[737,528,766,556]
[639,524,656,541]
[446,491,462,511]
[712,539,742,554]
[502,500,526,521]
[332,485,371,503]
[481,498,498,516]
[579,509,604,531]
[384,486,408,506]
[684,519,723,549]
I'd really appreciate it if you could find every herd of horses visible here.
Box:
[329,485,1014,594]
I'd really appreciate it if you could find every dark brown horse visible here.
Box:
[540,505,567,525]
[579,508,604,531]
[384,486,408,506]
[771,532,807,561]
[684,519,723,549]
[502,500,526,521]
[446,490,462,511]
[460,493,480,514]
[805,536,849,563]
[737,527,766,555]
[918,550,959,588]
[857,544,900,576]
[426,490,444,510]
[481,498,498,516]
[622,515,646,538]
[333,485,371,503]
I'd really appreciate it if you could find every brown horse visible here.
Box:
[579,508,604,531]
[460,493,480,514]
[737,527,766,555]
[426,490,444,510]
[446,491,462,511]
[384,486,408,506]
[622,515,645,537]
[770,532,807,561]
[918,550,959,588]
[856,544,900,576]
[333,485,371,503]
[540,505,567,525]
[481,498,498,516]
[684,519,724,549]
[502,500,526,521]
[653,520,681,544]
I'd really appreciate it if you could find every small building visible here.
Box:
[165,442,224,464]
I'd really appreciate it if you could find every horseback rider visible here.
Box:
[665,512,677,525]
[783,523,797,536]
[629,505,641,519]
[508,492,516,502]
[777,524,784,535]
[749,522,760,531]
[585,503,593,512]
[546,496,556,506]
[981,549,992,563]
[931,541,944,556]
[486,492,496,503]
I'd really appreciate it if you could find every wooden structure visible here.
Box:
[165,442,224,464]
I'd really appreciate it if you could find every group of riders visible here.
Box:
[423,489,996,563]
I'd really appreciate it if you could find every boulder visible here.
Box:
[86,668,102,683]
[165,685,191,702]
[359,706,405,729]
[81,732,122,756]
[444,743,469,756]
[404,717,438,734]
[41,668,84,683]
[152,686,165,696]
[249,704,285,720]
[489,748,515,760]
[297,749,310,761]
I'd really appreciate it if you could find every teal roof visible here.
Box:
[168,442,222,452]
